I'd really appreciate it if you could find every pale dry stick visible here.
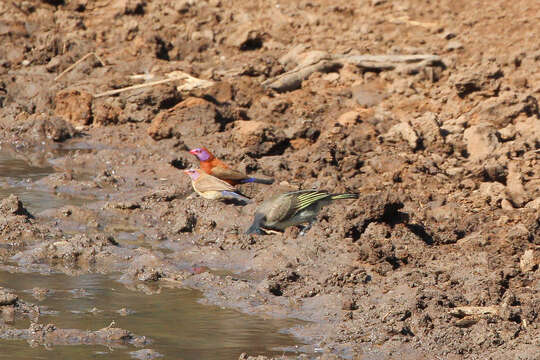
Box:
[94,72,213,98]
[54,52,106,81]
[387,16,439,28]
[93,77,186,98]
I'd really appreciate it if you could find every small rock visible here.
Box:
[130,349,164,360]
[46,56,63,72]
[290,138,310,150]
[278,44,308,68]
[147,97,219,140]
[117,307,136,316]
[515,117,540,146]
[296,50,332,67]
[479,181,506,205]
[41,116,76,142]
[446,167,464,177]
[32,287,51,301]
[461,178,477,190]
[463,123,499,161]
[54,89,93,126]
[92,100,123,126]
[351,83,386,107]
[0,290,18,306]
[525,197,540,210]
[0,195,32,218]
[498,124,516,141]
[337,111,361,127]
[519,249,539,273]
[323,72,340,82]
[470,92,531,128]
[233,120,267,146]
[98,327,131,341]
[500,198,514,210]
[385,122,420,150]
[190,81,233,104]
[451,67,502,98]
[506,162,529,207]
[446,40,464,51]
[138,269,162,282]
[411,112,442,148]
[1,305,15,323]
[231,120,288,157]
[225,22,264,51]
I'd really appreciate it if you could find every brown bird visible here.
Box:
[189,147,274,186]
[246,190,358,235]
[184,169,251,204]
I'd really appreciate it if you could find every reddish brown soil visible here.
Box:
[0,0,539,359]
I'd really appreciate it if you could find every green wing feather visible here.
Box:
[289,190,332,214]
[288,190,358,214]
[259,190,358,227]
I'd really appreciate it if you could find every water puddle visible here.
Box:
[0,151,88,213]
[0,271,303,359]
[0,149,307,358]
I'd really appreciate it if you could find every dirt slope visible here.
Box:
[0,0,539,358]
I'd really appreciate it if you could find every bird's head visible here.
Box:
[189,147,213,161]
[184,168,202,180]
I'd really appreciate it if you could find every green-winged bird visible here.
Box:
[246,190,358,235]
[184,168,251,204]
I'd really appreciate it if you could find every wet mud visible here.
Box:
[0,0,539,359]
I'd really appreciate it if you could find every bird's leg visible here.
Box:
[299,221,314,236]
[260,227,282,235]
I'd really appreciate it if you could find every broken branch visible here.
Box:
[262,51,443,92]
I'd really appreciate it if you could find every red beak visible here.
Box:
[189,149,197,155]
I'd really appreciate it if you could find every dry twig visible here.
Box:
[55,52,105,81]
[94,71,213,98]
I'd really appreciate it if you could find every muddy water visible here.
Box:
[0,271,303,359]
[0,151,305,358]
[0,151,87,213]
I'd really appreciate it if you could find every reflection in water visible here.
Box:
[0,271,303,360]
[0,152,54,180]
[0,151,88,213]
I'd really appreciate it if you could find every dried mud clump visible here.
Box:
[0,0,539,358]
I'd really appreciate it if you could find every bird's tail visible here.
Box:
[240,177,275,185]
[221,191,252,204]
[246,213,265,235]
[330,193,359,201]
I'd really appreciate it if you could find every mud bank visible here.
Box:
[1,0,539,359]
